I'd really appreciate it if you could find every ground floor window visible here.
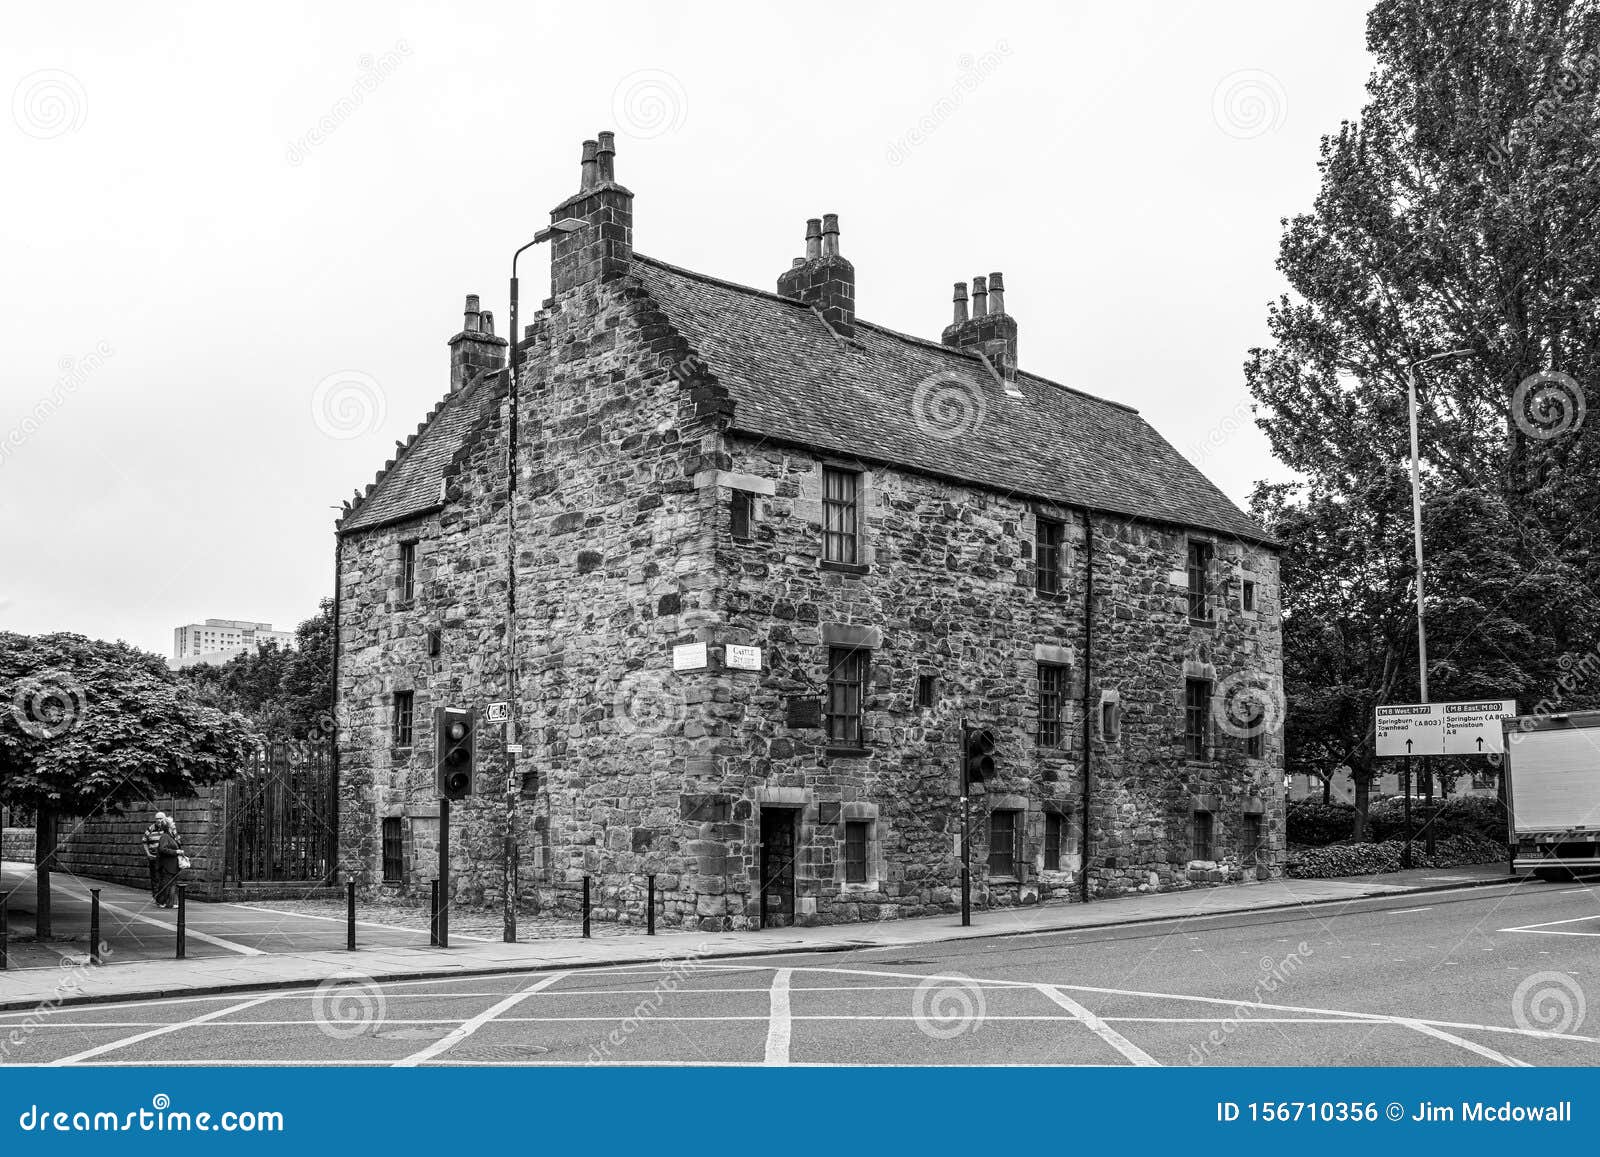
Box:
[1044,812,1065,870]
[381,817,404,883]
[1241,813,1263,864]
[1192,810,1215,862]
[844,820,870,883]
[988,809,1020,877]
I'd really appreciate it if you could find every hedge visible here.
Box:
[1285,833,1507,879]
[1288,795,1509,847]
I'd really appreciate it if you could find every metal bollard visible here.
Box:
[175,885,187,959]
[346,881,356,951]
[429,879,440,947]
[90,888,101,964]
[582,876,591,939]
[1,894,7,970]
[647,874,656,936]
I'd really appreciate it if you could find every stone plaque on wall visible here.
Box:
[786,698,821,728]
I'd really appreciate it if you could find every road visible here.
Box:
[2,879,1595,1066]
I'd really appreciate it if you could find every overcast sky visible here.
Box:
[1,0,1373,657]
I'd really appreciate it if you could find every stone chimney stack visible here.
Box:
[775,212,856,338]
[941,269,1018,382]
[549,130,634,295]
[449,293,508,392]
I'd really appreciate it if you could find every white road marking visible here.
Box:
[1034,984,1159,1066]
[394,971,568,1066]
[1388,907,1433,915]
[764,968,792,1065]
[49,996,275,1065]
[1398,1018,1528,1066]
[1500,915,1600,936]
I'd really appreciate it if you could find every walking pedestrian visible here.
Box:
[142,811,167,900]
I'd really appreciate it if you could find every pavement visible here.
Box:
[2,872,1595,1066]
[0,858,1514,1013]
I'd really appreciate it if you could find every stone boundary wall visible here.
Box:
[1,828,33,863]
[53,791,227,898]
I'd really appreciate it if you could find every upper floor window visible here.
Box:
[400,541,418,602]
[822,468,860,564]
[1242,579,1258,613]
[1036,518,1064,595]
[392,690,415,748]
[1243,702,1265,759]
[916,673,936,710]
[1037,664,1069,749]
[825,646,868,747]
[730,490,754,542]
[1187,539,1213,621]
[1184,678,1211,759]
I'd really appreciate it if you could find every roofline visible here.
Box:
[633,252,1142,417]
[337,501,445,539]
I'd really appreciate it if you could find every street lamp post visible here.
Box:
[500,217,584,944]
[1402,347,1472,868]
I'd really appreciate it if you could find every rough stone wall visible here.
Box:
[1,828,34,862]
[53,792,226,897]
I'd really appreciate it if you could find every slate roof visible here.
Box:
[341,254,1271,545]
[631,254,1272,544]
[337,372,501,534]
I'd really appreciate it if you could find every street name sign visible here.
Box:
[726,644,762,671]
[1375,703,1444,757]
[672,642,708,671]
[1442,700,1516,756]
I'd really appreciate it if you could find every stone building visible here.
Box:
[333,132,1284,930]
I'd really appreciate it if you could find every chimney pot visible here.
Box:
[971,275,989,319]
[792,257,806,269]
[449,291,507,392]
[580,139,599,190]
[804,218,822,261]
[951,282,969,325]
[596,131,616,182]
[988,272,1006,316]
[464,294,482,333]
[821,213,840,258]
[480,310,494,336]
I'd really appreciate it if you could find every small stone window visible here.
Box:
[1099,694,1121,743]
[822,468,860,564]
[916,673,936,710]
[988,809,1021,877]
[730,489,754,542]
[1242,579,1258,613]
[1243,702,1265,759]
[1044,812,1066,871]
[392,690,415,748]
[399,541,418,602]
[844,820,870,884]
[1037,664,1069,749]
[1192,810,1215,862]
[1035,517,1064,595]
[1184,677,1211,759]
[381,817,404,883]
[1186,539,1213,622]
[1241,813,1263,865]
[825,647,868,747]
[427,628,442,658]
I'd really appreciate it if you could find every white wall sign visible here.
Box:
[726,644,762,671]
[671,642,708,671]
[486,701,510,723]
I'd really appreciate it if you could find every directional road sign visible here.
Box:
[1442,700,1516,756]
[1375,703,1443,757]
[1376,699,1515,757]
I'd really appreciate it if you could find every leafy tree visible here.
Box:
[177,600,335,742]
[0,632,256,933]
[1247,0,1600,837]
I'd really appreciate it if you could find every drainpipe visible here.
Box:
[1078,510,1095,904]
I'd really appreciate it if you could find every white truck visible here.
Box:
[1503,711,1600,879]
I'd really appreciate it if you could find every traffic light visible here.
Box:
[434,706,475,800]
[963,726,996,788]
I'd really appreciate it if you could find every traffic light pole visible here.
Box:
[960,756,971,927]
[438,795,450,949]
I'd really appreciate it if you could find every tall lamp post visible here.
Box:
[501,217,584,943]
[1402,347,1472,867]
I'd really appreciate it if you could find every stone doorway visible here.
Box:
[759,807,798,928]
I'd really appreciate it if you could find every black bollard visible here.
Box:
[429,879,440,947]
[582,876,591,939]
[175,885,187,959]
[346,880,356,951]
[1,894,7,970]
[90,889,101,964]
[647,874,656,936]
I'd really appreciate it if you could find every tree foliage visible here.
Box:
[177,599,335,742]
[0,633,257,816]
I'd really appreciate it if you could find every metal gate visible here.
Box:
[225,742,336,883]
